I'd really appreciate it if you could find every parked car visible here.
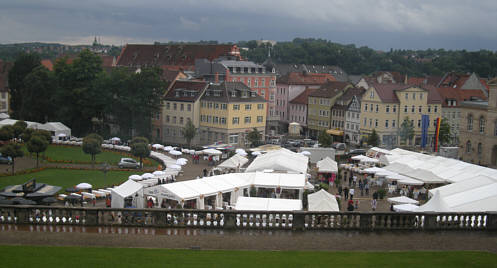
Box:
[0,154,12,165]
[332,143,346,151]
[118,158,140,169]
[348,149,366,156]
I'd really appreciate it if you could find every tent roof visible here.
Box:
[393,203,419,212]
[387,196,419,204]
[251,172,306,189]
[416,191,452,212]
[384,162,415,174]
[403,169,446,184]
[111,179,143,198]
[308,189,339,212]
[235,196,302,211]
[429,175,497,198]
[245,149,308,174]
[39,122,71,132]
[316,157,338,173]
[443,183,497,211]
[217,154,248,169]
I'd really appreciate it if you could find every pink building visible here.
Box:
[288,88,316,134]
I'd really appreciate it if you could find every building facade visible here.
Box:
[458,78,497,168]
[156,80,208,145]
[199,82,266,147]
[307,82,353,138]
[288,88,316,136]
[360,83,442,148]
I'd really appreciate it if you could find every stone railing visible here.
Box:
[0,205,495,231]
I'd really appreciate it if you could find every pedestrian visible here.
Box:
[365,183,370,196]
[106,197,111,208]
[92,198,96,207]
[203,168,207,177]
[372,191,378,201]
[347,200,354,211]
[344,187,349,200]
[354,200,359,210]
[371,199,377,211]
[338,185,343,197]
[359,179,364,196]
[349,188,355,200]
[348,174,353,187]
[353,175,357,187]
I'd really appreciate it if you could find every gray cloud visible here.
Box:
[0,0,496,50]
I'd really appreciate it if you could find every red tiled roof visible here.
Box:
[100,55,115,67]
[41,59,53,71]
[407,77,426,86]
[309,81,351,98]
[163,80,208,102]
[370,83,442,104]
[277,72,336,85]
[436,86,487,107]
[336,86,366,103]
[480,79,489,90]
[289,87,317,104]
[160,67,182,82]
[116,44,240,68]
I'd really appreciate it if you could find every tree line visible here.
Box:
[8,50,166,141]
[240,38,497,77]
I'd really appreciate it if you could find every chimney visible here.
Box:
[215,72,219,83]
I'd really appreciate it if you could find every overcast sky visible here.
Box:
[1,0,497,51]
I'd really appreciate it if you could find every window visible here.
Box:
[221,103,227,110]
[467,115,473,131]
[208,102,213,109]
[180,117,184,124]
[386,105,390,113]
[220,117,226,124]
[166,115,170,123]
[364,104,368,111]
[257,116,263,123]
[207,116,211,123]
[261,78,265,86]
[247,78,251,87]
[466,140,471,153]
[434,106,438,113]
[392,120,396,128]
[413,92,416,100]
[375,105,379,113]
[369,119,372,127]
[173,116,177,124]
[363,117,367,126]
[420,93,423,100]
[232,117,239,124]
[233,104,240,110]
[393,105,397,113]
[173,103,177,110]
[495,120,497,136]
[411,105,415,113]
[187,104,191,111]
[418,106,422,113]
[428,106,431,113]
[370,104,373,112]
[404,106,408,113]
[257,103,264,110]
[370,90,374,99]
[166,102,170,110]
[417,120,421,128]
[260,90,265,98]
[385,120,389,128]
[245,104,252,110]
[229,135,238,144]
[244,116,251,124]
[479,117,485,133]
[231,91,236,97]
[405,93,408,100]
[215,103,219,109]
[180,104,184,111]
[254,79,258,87]
[478,143,482,158]
[213,116,219,124]
[375,119,378,127]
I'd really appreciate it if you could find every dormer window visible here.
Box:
[242,91,248,98]
[175,91,180,97]
[206,91,210,96]
[244,67,248,73]
[250,91,256,97]
[231,91,236,97]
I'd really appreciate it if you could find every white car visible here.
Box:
[118,158,140,169]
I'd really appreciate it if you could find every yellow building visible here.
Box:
[360,83,442,148]
[199,82,266,147]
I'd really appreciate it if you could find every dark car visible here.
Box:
[0,154,12,165]
[348,149,366,156]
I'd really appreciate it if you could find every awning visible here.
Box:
[326,129,344,136]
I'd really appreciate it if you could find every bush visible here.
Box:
[377,188,387,199]
[319,182,329,191]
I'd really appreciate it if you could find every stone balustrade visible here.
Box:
[0,205,495,231]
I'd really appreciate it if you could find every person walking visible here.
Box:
[349,188,355,200]
[344,187,349,200]
[353,175,357,187]
[371,198,377,211]
[365,182,370,196]
[359,179,364,196]
[338,185,343,197]
[348,174,353,187]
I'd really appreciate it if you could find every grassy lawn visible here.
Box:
[0,246,494,267]
[0,169,137,190]
[23,144,160,166]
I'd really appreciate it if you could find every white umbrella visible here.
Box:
[237,151,248,156]
[235,148,246,154]
[153,170,165,176]
[203,148,222,155]
[168,164,182,170]
[300,150,311,156]
[58,133,67,137]
[252,151,261,156]
[164,146,173,152]
[110,137,121,142]
[152,144,164,149]
[176,158,188,166]
[141,173,154,179]
[76,183,92,190]
[194,150,204,155]
[128,174,142,181]
[169,150,182,156]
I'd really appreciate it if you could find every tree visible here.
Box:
[21,66,57,122]
[0,126,14,142]
[1,143,24,175]
[82,133,103,168]
[32,130,52,145]
[246,128,262,147]
[8,52,41,119]
[318,130,332,147]
[26,135,48,168]
[21,128,34,143]
[181,118,196,147]
[368,129,380,147]
[12,121,27,140]
[130,137,150,169]
[438,118,452,145]
[399,117,414,145]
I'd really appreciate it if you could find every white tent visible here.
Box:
[393,203,419,212]
[245,148,309,174]
[416,190,452,212]
[217,154,248,170]
[402,169,446,184]
[443,183,497,212]
[386,173,424,186]
[316,157,338,173]
[307,189,339,212]
[111,179,144,208]
[38,122,71,138]
[428,175,497,198]
[387,196,419,205]
[384,162,415,174]
[203,148,222,155]
[234,196,302,211]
